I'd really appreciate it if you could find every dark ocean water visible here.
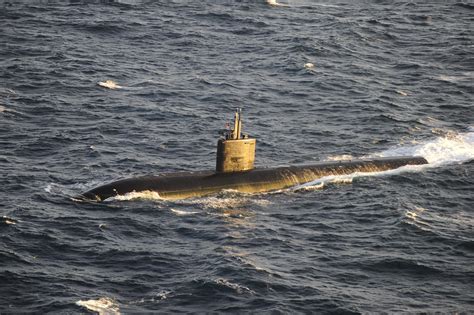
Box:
[1,0,473,313]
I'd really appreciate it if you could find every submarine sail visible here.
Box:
[79,110,428,201]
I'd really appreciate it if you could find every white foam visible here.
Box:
[170,208,200,216]
[214,278,255,294]
[313,2,341,8]
[295,128,474,191]
[76,297,120,315]
[44,183,56,194]
[437,75,460,83]
[0,87,16,96]
[191,195,270,211]
[222,246,273,273]
[293,171,371,192]
[198,196,247,210]
[293,182,325,191]
[436,72,473,83]
[109,190,162,201]
[266,0,288,7]
[326,154,353,161]
[376,127,474,166]
[3,216,18,225]
[155,290,172,300]
[405,206,426,222]
[98,80,123,90]
[296,164,427,192]
[396,90,408,96]
[0,105,21,115]
[46,182,103,199]
[129,290,172,305]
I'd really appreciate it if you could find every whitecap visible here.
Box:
[404,206,426,222]
[396,90,408,96]
[98,80,123,90]
[0,87,16,96]
[266,0,288,7]
[437,75,460,83]
[76,297,120,315]
[44,183,56,194]
[436,73,473,83]
[2,216,18,225]
[155,290,172,300]
[170,208,200,216]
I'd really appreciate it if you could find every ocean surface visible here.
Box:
[1,0,473,313]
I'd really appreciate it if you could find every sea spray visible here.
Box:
[296,129,474,191]
[377,128,474,165]
[76,297,120,315]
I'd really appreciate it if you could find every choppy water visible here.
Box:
[1,0,473,313]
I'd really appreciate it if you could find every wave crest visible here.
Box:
[76,297,120,315]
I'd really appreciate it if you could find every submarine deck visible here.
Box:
[81,156,428,201]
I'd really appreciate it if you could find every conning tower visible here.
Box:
[216,109,256,173]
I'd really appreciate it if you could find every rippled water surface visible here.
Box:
[1,0,473,313]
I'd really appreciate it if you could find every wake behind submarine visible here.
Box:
[79,110,427,201]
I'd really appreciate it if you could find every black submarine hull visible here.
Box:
[79,156,428,201]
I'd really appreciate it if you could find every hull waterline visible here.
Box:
[79,156,428,202]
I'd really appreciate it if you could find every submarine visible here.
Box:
[79,110,428,201]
